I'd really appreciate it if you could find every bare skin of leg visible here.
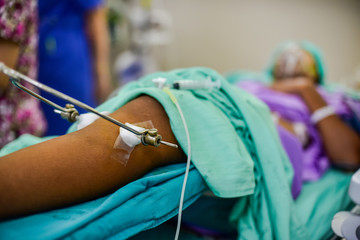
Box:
[0,95,186,220]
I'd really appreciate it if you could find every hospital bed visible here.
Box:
[0,64,357,239]
[0,134,354,239]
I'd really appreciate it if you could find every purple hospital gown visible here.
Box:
[0,0,46,148]
[238,81,360,184]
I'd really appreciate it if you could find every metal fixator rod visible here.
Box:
[0,62,178,148]
[2,64,140,135]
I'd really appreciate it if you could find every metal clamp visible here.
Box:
[141,129,162,147]
[54,104,79,123]
[0,62,178,148]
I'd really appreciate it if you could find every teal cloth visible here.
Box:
[0,67,352,239]
[69,67,257,198]
[75,67,304,238]
[0,135,205,239]
[295,169,353,240]
[226,70,271,85]
[130,169,352,240]
[226,89,305,239]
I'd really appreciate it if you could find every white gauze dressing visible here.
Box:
[111,120,154,165]
[77,111,110,130]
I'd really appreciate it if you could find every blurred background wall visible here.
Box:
[110,0,360,87]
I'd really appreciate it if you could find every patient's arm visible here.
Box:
[0,95,186,220]
[272,77,360,167]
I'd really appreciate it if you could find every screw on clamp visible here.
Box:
[141,129,179,148]
[54,104,79,123]
[141,129,162,147]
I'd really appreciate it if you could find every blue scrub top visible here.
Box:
[38,0,102,136]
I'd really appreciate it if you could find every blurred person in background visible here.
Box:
[0,0,46,149]
[267,41,360,171]
[38,0,112,136]
[228,41,360,198]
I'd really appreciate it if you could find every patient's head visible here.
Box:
[271,42,321,84]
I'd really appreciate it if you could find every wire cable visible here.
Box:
[162,88,191,240]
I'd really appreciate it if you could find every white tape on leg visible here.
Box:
[77,111,110,130]
[111,121,154,165]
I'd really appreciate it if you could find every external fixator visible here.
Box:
[0,62,177,148]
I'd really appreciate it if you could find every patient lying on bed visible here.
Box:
[0,95,187,220]
[0,65,359,240]
[230,41,360,186]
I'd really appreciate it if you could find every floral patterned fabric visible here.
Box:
[0,0,46,148]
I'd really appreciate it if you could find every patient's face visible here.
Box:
[273,48,318,83]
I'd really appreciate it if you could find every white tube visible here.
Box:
[173,77,221,91]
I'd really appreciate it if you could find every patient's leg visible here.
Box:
[0,95,186,220]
